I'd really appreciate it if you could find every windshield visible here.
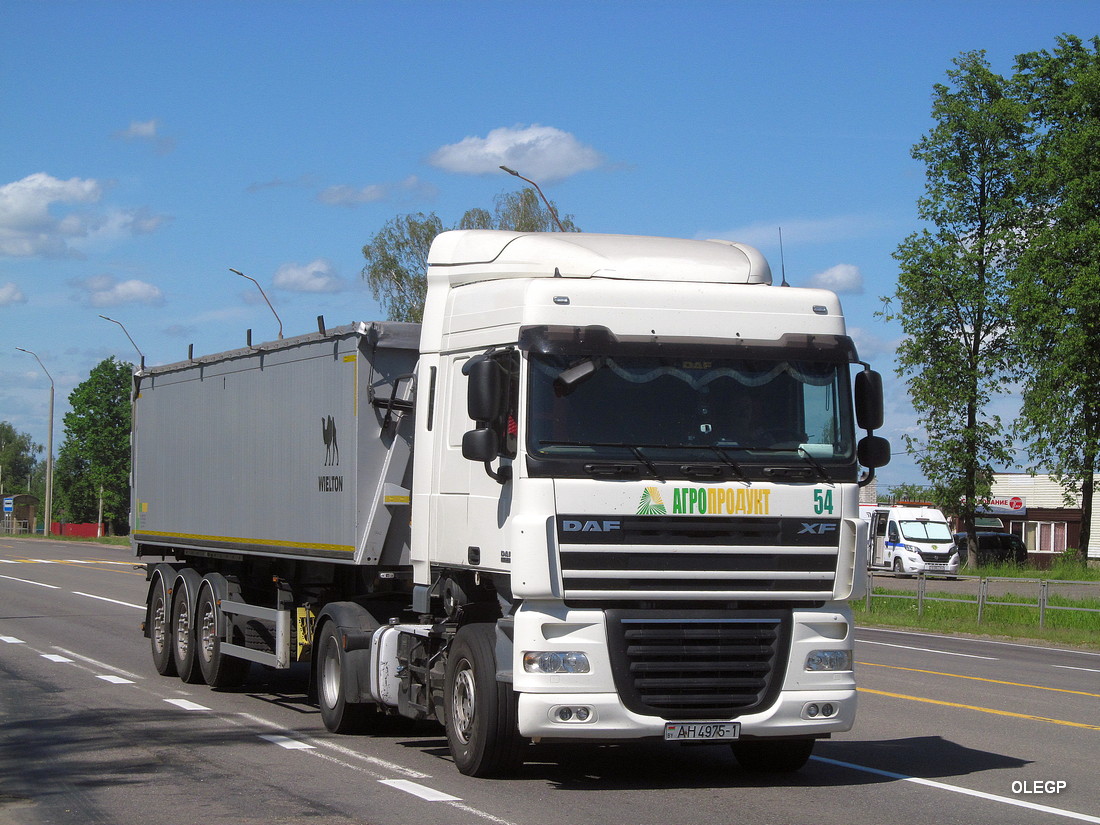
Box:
[526,353,854,474]
[899,520,953,542]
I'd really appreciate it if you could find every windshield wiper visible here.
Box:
[796,446,834,482]
[538,440,665,481]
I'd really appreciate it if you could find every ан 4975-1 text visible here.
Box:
[664,722,740,741]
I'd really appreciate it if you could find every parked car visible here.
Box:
[953,531,1029,565]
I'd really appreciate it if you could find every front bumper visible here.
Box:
[517,688,856,741]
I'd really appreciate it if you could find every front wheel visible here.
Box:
[444,623,524,777]
[731,739,815,773]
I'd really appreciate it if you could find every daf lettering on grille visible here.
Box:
[562,519,622,533]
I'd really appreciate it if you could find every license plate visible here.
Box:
[664,722,740,741]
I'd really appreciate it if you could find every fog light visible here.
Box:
[806,703,820,718]
[822,703,835,717]
[549,705,595,724]
[523,651,591,673]
[805,649,853,672]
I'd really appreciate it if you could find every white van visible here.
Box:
[862,505,960,576]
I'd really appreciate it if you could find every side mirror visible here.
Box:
[466,357,502,422]
[855,369,884,431]
[857,435,891,469]
[462,428,500,463]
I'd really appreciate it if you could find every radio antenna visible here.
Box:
[778,226,790,287]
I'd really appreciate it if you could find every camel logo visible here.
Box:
[322,416,340,466]
[637,487,667,515]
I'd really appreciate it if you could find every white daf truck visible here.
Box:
[132,230,890,776]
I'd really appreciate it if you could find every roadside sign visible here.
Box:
[2,497,12,513]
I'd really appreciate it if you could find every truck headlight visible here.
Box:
[523,651,591,673]
[805,649,853,672]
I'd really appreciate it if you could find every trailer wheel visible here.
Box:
[316,623,373,734]
[444,623,524,777]
[171,584,204,684]
[731,739,815,773]
[149,575,176,677]
[196,584,250,689]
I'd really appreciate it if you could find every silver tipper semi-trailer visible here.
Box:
[134,230,890,777]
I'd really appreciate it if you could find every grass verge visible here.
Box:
[854,585,1100,650]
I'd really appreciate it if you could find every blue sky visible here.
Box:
[2,1,1096,490]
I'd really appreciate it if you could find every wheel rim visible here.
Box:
[199,600,217,663]
[321,640,341,709]
[451,659,477,745]
[175,599,190,660]
[152,593,168,654]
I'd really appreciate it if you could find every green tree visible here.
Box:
[0,421,42,495]
[55,357,134,534]
[882,51,1029,562]
[362,188,579,322]
[885,483,937,505]
[1010,35,1100,553]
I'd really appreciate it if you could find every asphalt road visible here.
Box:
[2,536,1099,825]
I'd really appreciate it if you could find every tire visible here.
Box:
[444,623,524,777]
[732,739,815,773]
[316,623,374,734]
[892,557,905,575]
[149,575,177,677]
[196,585,250,689]
[171,583,204,684]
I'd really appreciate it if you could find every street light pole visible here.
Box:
[15,348,53,537]
[230,268,284,340]
[499,166,567,232]
[98,315,145,369]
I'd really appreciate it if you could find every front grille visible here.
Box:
[918,551,952,562]
[557,515,840,599]
[606,610,790,719]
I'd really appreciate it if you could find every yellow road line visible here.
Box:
[857,687,1100,731]
[858,661,1100,699]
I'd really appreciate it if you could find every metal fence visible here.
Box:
[863,570,1100,628]
[0,518,30,535]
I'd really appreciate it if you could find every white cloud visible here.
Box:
[809,263,863,294]
[114,118,175,154]
[317,175,438,207]
[429,125,602,183]
[73,274,164,307]
[0,282,26,306]
[0,173,102,257]
[119,119,158,139]
[273,259,346,293]
[0,173,168,258]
